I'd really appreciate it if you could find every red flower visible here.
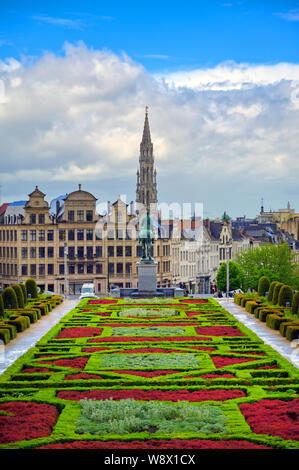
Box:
[56,327,103,339]
[21,367,53,373]
[0,402,59,444]
[65,373,103,380]
[212,356,255,368]
[196,326,245,337]
[88,299,118,304]
[88,336,211,343]
[38,357,88,369]
[239,399,299,441]
[38,439,271,449]
[57,388,245,402]
[112,370,184,378]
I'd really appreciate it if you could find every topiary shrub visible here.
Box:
[278,285,293,307]
[272,282,284,305]
[267,281,278,303]
[11,284,25,309]
[291,291,299,316]
[2,287,18,309]
[19,283,27,304]
[25,278,38,299]
[258,276,270,297]
[0,294,4,318]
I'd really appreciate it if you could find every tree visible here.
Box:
[12,284,25,309]
[0,294,5,318]
[19,283,27,304]
[292,291,299,316]
[272,282,284,305]
[2,287,18,309]
[25,278,38,299]
[267,281,278,302]
[216,261,245,292]
[258,276,270,296]
[278,285,293,307]
[236,243,297,291]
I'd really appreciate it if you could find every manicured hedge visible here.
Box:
[258,276,270,297]
[278,285,293,308]
[2,287,18,309]
[292,291,299,316]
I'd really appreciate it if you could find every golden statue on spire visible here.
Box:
[145,105,149,115]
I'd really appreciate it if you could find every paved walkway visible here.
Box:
[0,298,79,376]
[217,299,299,368]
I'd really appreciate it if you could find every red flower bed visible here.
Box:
[56,327,103,339]
[180,299,208,303]
[57,388,245,402]
[239,399,299,441]
[88,336,211,343]
[21,367,53,374]
[38,439,271,449]
[38,357,88,369]
[83,347,113,353]
[256,364,279,369]
[88,299,118,304]
[112,370,184,378]
[212,356,256,368]
[196,326,245,336]
[64,373,104,380]
[0,402,59,444]
[199,373,235,379]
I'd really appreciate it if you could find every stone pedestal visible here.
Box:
[137,260,158,295]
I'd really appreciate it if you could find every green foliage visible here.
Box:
[19,283,27,304]
[111,326,186,336]
[267,281,278,302]
[11,284,25,309]
[123,297,174,304]
[25,278,38,299]
[76,399,227,435]
[236,243,297,291]
[278,285,293,307]
[2,287,18,309]
[99,353,200,369]
[0,294,4,318]
[118,308,177,317]
[272,282,284,305]
[258,276,270,296]
[216,261,245,292]
[292,291,299,316]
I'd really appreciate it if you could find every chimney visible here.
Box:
[78,184,82,191]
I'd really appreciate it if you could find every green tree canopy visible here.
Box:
[216,261,245,292]
[235,243,297,291]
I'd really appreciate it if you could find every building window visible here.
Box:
[47,264,54,275]
[77,229,84,241]
[95,246,102,258]
[59,230,65,241]
[48,247,54,258]
[77,210,84,221]
[47,230,54,241]
[29,214,36,224]
[86,210,93,222]
[21,264,28,276]
[86,229,93,241]
[95,228,102,240]
[116,229,123,240]
[68,229,75,241]
[68,246,75,258]
[30,247,36,258]
[125,246,132,257]
[125,262,132,274]
[38,214,45,224]
[136,246,142,257]
[86,246,93,258]
[39,264,45,276]
[87,263,93,274]
[117,246,123,257]
[117,263,123,274]
[96,263,102,274]
[21,247,28,259]
[14,230,17,241]
[68,210,75,222]
[69,264,75,275]
[30,264,36,276]
[77,264,84,274]
[108,263,114,274]
[108,246,114,257]
[21,230,28,241]
[59,246,64,258]
[30,230,36,241]
[39,230,45,241]
[59,264,64,275]
[77,246,84,258]
[107,229,114,240]
[97,283,101,292]
[39,247,45,258]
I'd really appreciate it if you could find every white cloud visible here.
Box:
[276,9,299,22]
[0,43,298,217]
[31,15,85,30]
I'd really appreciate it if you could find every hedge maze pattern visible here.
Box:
[0,297,298,449]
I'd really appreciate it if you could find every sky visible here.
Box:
[0,0,299,219]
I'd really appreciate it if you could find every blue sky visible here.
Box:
[1,0,299,71]
[0,1,299,219]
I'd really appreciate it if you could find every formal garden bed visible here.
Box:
[0,296,298,449]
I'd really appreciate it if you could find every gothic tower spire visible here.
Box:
[136,107,158,214]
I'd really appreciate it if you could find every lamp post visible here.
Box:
[64,242,68,297]
[226,241,231,299]
[107,251,110,295]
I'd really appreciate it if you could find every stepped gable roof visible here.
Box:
[0,203,10,216]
